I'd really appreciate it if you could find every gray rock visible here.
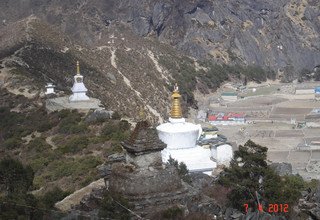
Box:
[132,16,152,36]
[189,7,213,26]
[2,0,320,77]
[230,211,243,219]
[224,207,236,219]
[152,2,171,36]
[97,163,112,178]
[298,182,320,219]
[107,153,125,163]
[309,208,320,219]
[85,109,113,123]
[189,172,213,190]
[270,162,293,176]
[106,72,116,84]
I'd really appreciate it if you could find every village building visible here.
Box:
[208,112,246,125]
[315,86,320,101]
[295,86,315,95]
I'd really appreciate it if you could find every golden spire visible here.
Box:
[76,61,80,75]
[170,83,182,118]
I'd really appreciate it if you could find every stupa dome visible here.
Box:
[156,84,201,149]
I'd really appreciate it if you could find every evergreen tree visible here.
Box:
[0,158,43,219]
[219,140,304,212]
[0,157,34,196]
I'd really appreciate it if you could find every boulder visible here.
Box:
[270,162,293,176]
[85,108,113,123]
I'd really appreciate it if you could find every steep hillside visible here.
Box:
[0,0,319,121]
[0,16,192,122]
[0,0,319,80]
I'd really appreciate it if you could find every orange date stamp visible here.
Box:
[243,203,289,213]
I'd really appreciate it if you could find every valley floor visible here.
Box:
[192,81,320,180]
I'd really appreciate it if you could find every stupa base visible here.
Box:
[46,96,101,112]
[162,146,216,174]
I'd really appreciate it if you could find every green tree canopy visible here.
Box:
[219,140,304,212]
[0,158,44,219]
[0,157,34,196]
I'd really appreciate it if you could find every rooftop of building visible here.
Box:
[208,112,245,118]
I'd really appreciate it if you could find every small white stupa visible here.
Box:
[45,83,55,95]
[157,84,216,173]
[69,61,90,102]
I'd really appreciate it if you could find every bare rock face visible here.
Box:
[1,0,319,78]
[1,0,319,121]
[298,183,320,220]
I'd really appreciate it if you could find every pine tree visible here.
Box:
[218,140,304,212]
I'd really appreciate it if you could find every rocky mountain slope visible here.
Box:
[1,0,319,76]
[0,16,192,122]
[0,0,319,121]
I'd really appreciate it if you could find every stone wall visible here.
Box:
[125,151,163,169]
[110,164,182,196]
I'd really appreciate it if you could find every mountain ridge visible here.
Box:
[1,0,319,77]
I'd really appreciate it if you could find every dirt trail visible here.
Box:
[46,136,57,150]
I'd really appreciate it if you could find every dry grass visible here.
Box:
[203,184,231,207]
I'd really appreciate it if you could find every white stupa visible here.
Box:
[69,61,90,102]
[157,84,216,173]
[45,83,55,95]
